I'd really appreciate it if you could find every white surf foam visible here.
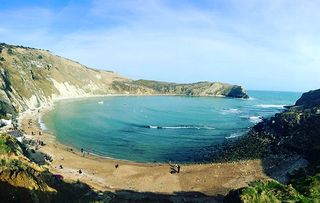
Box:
[256,104,286,109]
[226,132,245,139]
[38,117,48,131]
[147,125,215,130]
[221,108,241,115]
[249,116,263,123]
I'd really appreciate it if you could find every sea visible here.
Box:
[43,90,302,163]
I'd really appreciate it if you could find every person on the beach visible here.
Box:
[79,169,82,174]
[169,163,177,174]
[177,165,181,173]
[115,164,119,169]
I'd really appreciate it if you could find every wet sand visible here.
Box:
[20,106,268,196]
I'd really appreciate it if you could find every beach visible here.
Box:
[18,103,268,196]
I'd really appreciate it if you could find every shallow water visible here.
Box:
[43,90,301,163]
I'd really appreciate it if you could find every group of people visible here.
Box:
[169,163,181,174]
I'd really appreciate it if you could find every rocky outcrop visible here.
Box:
[0,134,55,202]
[0,43,248,115]
[0,133,116,202]
[221,89,320,202]
[295,88,320,107]
[132,80,249,98]
[213,88,320,164]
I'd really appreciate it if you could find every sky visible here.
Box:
[0,0,319,92]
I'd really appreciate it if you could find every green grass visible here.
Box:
[290,168,320,201]
[240,179,320,203]
[241,180,305,202]
[0,159,27,171]
[0,136,13,154]
[0,134,18,154]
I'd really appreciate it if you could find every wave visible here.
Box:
[38,117,48,131]
[226,132,245,139]
[256,104,286,109]
[249,116,263,123]
[221,108,241,115]
[145,125,215,130]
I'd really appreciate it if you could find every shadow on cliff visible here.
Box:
[107,189,224,203]
[0,181,53,203]
[0,179,224,203]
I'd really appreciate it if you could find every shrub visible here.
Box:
[240,180,312,202]
[7,48,13,55]
[0,100,15,118]
[0,134,18,154]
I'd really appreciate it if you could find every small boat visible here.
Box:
[98,101,104,104]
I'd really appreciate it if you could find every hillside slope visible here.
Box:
[0,43,248,115]
[221,89,320,202]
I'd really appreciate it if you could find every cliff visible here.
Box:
[221,89,320,202]
[0,43,248,116]
[0,133,119,202]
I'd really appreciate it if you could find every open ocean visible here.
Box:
[43,90,302,163]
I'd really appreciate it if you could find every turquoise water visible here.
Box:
[43,90,302,163]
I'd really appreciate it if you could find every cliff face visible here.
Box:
[223,89,320,202]
[213,88,320,164]
[0,43,248,114]
[0,133,117,202]
[0,134,55,202]
[251,89,320,163]
[132,80,249,98]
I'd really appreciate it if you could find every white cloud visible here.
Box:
[1,0,320,91]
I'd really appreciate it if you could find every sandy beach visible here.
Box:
[18,104,268,196]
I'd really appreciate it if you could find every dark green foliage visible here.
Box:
[0,100,15,118]
[226,178,320,202]
[0,57,5,61]
[133,79,177,93]
[37,55,43,59]
[237,180,306,202]
[30,70,36,80]
[290,167,320,201]
[0,134,18,154]
[1,69,12,92]
[3,159,28,171]
[7,48,13,55]
[0,43,37,51]
[229,176,320,202]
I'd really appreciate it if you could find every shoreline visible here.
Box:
[17,95,268,195]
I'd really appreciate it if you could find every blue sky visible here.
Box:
[0,0,319,92]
